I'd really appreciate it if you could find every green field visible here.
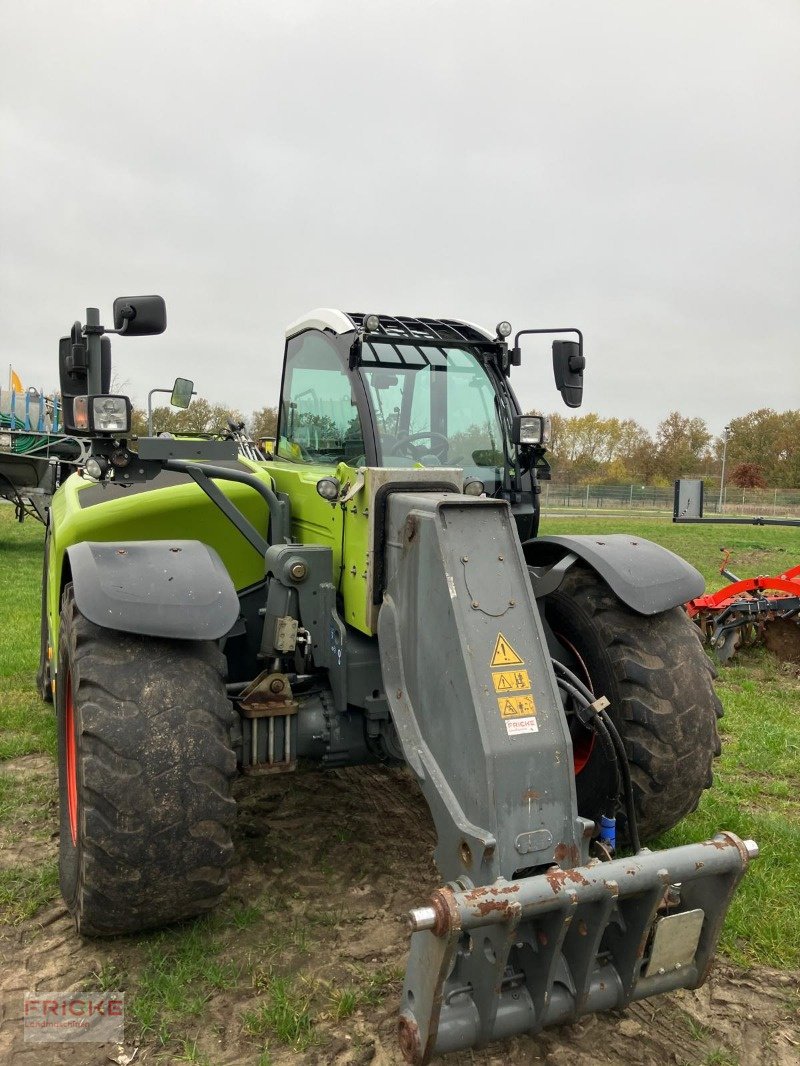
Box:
[0,504,798,1057]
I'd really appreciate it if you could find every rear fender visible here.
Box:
[523,534,704,615]
[65,539,240,640]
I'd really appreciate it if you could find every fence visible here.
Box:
[540,482,800,518]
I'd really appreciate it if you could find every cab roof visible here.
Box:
[285,308,495,345]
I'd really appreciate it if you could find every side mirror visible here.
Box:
[552,340,585,408]
[112,295,167,336]
[170,377,194,409]
[59,333,111,432]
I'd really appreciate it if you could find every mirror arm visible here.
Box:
[102,320,130,336]
[512,327,583,360]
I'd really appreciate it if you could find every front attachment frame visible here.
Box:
[399,832,756,1063]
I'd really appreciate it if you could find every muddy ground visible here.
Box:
[0,757,798,1066]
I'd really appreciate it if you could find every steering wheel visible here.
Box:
[392,431,450,460]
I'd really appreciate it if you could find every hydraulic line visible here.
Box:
[551,657,642,854]
[553,674,620,803]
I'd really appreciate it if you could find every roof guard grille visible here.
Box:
[347,313,491,347]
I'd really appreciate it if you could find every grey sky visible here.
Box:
[1,0,798,436]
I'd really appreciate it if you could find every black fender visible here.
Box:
[522,534,704,616]
[65,540,240,639]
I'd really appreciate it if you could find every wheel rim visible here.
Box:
[553,631,596,775]
[65,671,78,846]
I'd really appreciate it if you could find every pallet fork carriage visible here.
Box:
[43,298,756,1061]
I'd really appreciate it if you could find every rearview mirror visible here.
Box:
[370,371,399,390]
[170,377,194,409]
[112,295,167,336]
[552,340,585,408]
[59,333,111,432]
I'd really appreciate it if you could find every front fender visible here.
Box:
[66,539,240,639]
[522,534,704,615]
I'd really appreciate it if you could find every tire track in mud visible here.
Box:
[1,760,797,1065]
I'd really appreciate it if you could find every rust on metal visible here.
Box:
[461,883,521,921]
[553,842,581,865]
[404,515,419,547]
[473,898,517,918]
[522,789,541,801]
[397,1013,422,1064]
[428,887,461,938]
[545,867,590,893]
[463,883,521,901]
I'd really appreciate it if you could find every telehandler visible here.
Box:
[41,297,757,1063]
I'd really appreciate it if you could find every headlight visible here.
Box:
[316,477,341,501]
[511,414,550,446]
[92,396,131,433]
[71,395,131,433]
[463,477,485,497]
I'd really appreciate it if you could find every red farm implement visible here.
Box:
[686,551,800,663]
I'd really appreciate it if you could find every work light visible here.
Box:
[316,477,341,501]
[463,477,486,497]
[364,314,381,332]
[511,414,551,446]
[496,320,512,339]
[72,395,132,434]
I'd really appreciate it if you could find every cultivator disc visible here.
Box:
[686,560,800,665]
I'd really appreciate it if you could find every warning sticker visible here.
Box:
[492,669,531,693]
[506,716,539,736]
[497,694,536,719]
[490,633,524,667]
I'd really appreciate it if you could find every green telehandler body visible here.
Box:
[41,297,756,1063]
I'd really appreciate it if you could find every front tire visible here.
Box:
[543,565,723,842]
[56,585,237,936]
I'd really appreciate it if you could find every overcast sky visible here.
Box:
[1,0,798,435]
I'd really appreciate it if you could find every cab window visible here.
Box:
[277,332,365,464]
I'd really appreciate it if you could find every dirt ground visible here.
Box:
[1,758,798,1066]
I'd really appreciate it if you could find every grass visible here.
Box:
[0,503,798,1056]
[0,764,56,835]
[542,514,800,969]
[129,918,240,1044]
[0,510,53,760]
[0,862,59,923]
[659,651,800,968]
[243,969,316,1051]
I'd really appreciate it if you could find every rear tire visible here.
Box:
[543,565,723,842]
[56,585,237,935]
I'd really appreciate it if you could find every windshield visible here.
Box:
[359,342,507,484]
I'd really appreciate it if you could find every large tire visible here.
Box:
[542,564,722,842]
[56,585,237,936]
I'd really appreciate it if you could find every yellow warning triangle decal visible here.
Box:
[490,632,524,668]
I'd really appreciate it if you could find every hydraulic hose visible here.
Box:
[553,674,620,802]
[551,658,642,854]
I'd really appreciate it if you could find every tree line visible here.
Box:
[132,401,799,489]
[533,408,800,488]
[131,402,278,442]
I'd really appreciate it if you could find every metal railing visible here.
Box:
[540,481,800,518]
